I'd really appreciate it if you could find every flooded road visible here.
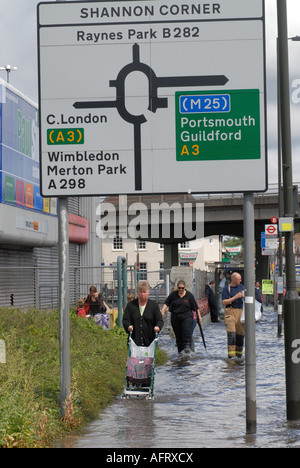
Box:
[64,307,300,448]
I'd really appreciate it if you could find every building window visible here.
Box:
[113,236,123,250]
[180,261,190,267]
[139,262,147,280]
[180,241,190,249]
[136,240,146,250]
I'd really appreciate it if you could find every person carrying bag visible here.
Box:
[222,272,245,359]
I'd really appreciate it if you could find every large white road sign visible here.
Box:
[37,0,266,196]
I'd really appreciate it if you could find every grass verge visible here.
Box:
[0,307,167,448]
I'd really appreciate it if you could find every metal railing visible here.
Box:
[0,265,212,310]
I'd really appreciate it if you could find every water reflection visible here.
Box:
[63,308,300,448]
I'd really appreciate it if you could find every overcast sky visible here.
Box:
[1,0,300,186]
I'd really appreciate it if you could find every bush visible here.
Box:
[0,307,167,447]
[0,308,127,447]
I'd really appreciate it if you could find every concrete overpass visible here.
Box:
[102,184,300,279]
[199,191,299,238]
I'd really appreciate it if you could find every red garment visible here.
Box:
[76,306,87,318]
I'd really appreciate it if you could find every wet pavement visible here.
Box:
[62,307,300,448]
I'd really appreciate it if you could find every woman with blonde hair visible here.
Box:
[123,280,163,346]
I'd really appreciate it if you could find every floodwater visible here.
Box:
[62,307,300,448]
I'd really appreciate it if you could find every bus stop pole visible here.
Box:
[244,192,256,433]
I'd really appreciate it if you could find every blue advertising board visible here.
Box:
[0,81,56,215]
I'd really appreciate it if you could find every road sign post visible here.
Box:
[244,192,256,433]
[58,196,70,418]
[55,0,70,420]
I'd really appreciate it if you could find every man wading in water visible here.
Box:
[222,272,245,359]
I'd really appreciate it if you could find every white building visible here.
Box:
[101,234,221,287]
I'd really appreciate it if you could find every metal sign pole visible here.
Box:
[58,197,70,418]
[56,0,70,419]
[244,192,256,433]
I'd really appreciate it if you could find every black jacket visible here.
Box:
[84,294,105,317]
[123,298,164,346]
[205,285,218,313]
[164,290,198,317]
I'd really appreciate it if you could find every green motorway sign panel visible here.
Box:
[176,89,260,161]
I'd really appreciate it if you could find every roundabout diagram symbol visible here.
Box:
[73,43,228,190]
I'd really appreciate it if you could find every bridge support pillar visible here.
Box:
[164,243,179,270]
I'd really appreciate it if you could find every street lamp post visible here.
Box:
[277,0,300,421]
[277,34,300,338]
[0,65,17,83]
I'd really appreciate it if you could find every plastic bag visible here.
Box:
[240,300,262,323]
[130,338,156,358]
